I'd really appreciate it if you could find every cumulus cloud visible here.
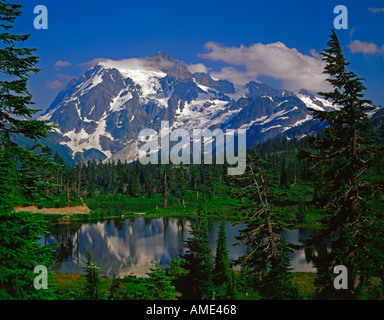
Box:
[347,40,384,56]
[348,40,379,54]
[199,41,329,92]
[187,63,209,74]
[78,58,106,69]
[78,57,177,73]
[54,60,72,68]
[210,66,258,86]
[45,79,64,89]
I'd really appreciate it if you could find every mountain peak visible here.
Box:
[39,52,346,165]
[297,89,312,96]
[155,51,173,62]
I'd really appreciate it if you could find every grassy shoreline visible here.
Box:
[50,271,317,300]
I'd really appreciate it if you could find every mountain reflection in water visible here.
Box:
[42,217,327,278]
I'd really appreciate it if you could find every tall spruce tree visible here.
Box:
[82,250,101,300]
[213,220,231,286]
[0,0,56,299]
[279,158,290,190]
[301,30,383,299]
[231,152,298,299]
[183,199,214,299]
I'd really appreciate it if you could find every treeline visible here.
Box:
[31,136,314,204]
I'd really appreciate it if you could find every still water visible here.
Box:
[43,217,324,278]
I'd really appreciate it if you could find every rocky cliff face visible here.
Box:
[40,52,348,164]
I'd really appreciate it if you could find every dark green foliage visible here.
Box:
[182,199,214,299]
[0,0,59,300]
[213,221,231,286]
[0,0,57,206]
[213,220,237,299]
[296,201,308,224]
[279,158,291,190]
[301,30,384,299]
[144,172,155,198]
[0,147,16,212]
[82,250,101,300]
[145,262,176,300]
[108,274,124,300]
[0,0,52,142]
[231,152,298,299]
[0,212,56,299]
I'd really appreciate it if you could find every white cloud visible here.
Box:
[78,58,106,69]
[187,63,209,74]
[54,60,72,68]
[210,66,258,86]
[45,79,64,89]
[199,41,329,92]
[347,40,380,54]
[78,57,177,72]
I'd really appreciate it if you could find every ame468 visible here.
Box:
[190,304,236,315]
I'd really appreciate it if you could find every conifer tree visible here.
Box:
[0,0,54,197]
[205,165,214,200]
[183,199,214,299]
[231,152,298,299]
[144,171,154,198]
[82,250,101,300]
[0,0,56,300]
[301,30,383,299]
[279,158,290,190]
[145,262,176,300]
[162,167,168,208]
[108,274,123,300]
[0,211,56,299]
[213,220,231,286]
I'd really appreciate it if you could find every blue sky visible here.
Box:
[12,0,384,113]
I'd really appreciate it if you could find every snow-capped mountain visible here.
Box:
[40,51,345,164]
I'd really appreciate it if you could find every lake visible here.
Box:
[43,217,325,278]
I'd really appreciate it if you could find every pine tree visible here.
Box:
[175,165,187,205]
[301,30,383,299]
[0,0,56,299]
[144,172,154,198]
[183,199,214,299]
[162,167,168,208]
[108,274,123,300]
[0,0,54,186]
[279,158,290,190]
[127,172,139,197]
[145,262,176,300]
[0,211,56,299]
[82,250,101,300]
[213,220,231,286]
[205,165,214,200]
[231,152,298,299]
[296,201,308,224]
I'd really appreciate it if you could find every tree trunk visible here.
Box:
[164,171,167,208]
[77,165,81,198]
[66,184,70,206]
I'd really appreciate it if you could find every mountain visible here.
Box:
[38,51,374,165]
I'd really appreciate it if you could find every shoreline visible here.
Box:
[14,204,91,215]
